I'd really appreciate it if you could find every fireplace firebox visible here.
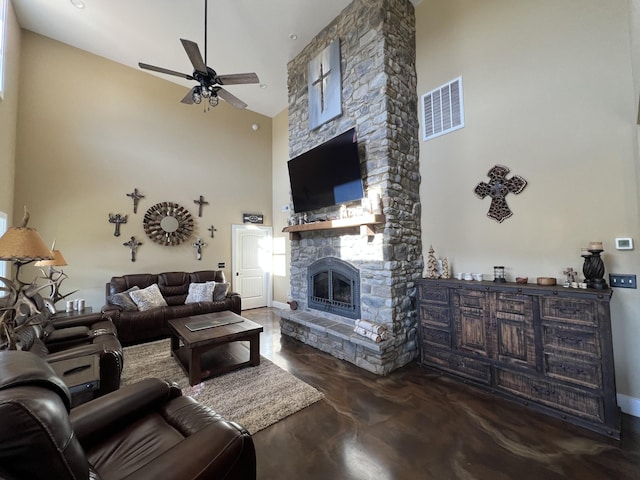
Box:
[308,258,360,319]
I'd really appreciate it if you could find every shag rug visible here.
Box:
[121,339,324,434]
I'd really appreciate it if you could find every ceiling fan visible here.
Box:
[138,0,259,109]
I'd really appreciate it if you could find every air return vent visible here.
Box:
[422,76,464,141]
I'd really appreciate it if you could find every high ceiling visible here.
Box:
[11,0,361,118]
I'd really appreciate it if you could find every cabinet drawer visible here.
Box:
[542,324,601,359]
[540,297,597,327]
[419,284,449,304]
[496,369,604,423]
[420,326,451,349]
[543,354,602,390]
[422,348,491,385]
[419,304,450,327]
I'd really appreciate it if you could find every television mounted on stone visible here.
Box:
[287,127,364,213]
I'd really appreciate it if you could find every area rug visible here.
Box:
[121,339,324,434]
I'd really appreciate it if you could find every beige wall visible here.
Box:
[271,108,290,305]
[14,31,272,310]
[415,0,640,405]
[0,0,20,221]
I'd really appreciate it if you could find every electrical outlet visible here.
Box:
[218,262,226,269]
[609,274,637,289]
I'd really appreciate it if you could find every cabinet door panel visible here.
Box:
[455,291,490,357]
[493,294,536,370]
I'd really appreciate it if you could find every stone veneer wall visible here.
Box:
[283,0,422,374]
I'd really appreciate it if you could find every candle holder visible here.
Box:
[493,266,506,283]
[583,248,608,289]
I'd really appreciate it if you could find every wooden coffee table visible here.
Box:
[168,311,263,385]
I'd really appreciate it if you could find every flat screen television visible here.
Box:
[287,127,364,213]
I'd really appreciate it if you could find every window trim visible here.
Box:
[0,0,7,101]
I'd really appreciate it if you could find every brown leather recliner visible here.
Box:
[0,351,256,480]
[14,302,123,398]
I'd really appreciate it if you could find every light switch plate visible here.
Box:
[609,274,637,288]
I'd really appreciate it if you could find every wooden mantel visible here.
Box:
[282,214,385,240]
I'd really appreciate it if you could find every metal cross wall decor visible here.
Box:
[208,225,217,238]
[194,195,209,217]
[108,213,128,236]
[126,188,145,214]
[192,237,207,261]
[123,236,142,262]
[474,165,527,223]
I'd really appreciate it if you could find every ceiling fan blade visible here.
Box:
[180,39,208,75]
[181,87,198,105]
[216,88,248,109]
[139,63,194,80]
[216,73,260,85]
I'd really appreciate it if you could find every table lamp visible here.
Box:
[35,241,78,305]
[0,207,53,349]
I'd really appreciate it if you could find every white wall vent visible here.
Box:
[421,76,464,141]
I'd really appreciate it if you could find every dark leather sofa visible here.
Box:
[0,351,256,480]
[103,270,241,345]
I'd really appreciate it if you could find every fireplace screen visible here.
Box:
[308,258,360,319]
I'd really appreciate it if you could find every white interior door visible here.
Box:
[232,225,272,310]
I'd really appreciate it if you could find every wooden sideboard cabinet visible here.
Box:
[417,278,621,439]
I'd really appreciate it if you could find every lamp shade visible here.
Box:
[0,227,53,262]
[34,249,68,267]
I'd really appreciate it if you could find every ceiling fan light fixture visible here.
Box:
[192,88,202,104]
[209,95,219,107]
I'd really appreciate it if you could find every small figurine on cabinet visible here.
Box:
[425,246,439,279]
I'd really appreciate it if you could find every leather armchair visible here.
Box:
[0,351,256,480]
[15,308,123,398]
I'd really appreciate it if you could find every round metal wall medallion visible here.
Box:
[143,202,194,245]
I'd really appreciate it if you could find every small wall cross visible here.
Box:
[208,225,217,238]
[123,236,142,262]
[126,188,145,214]
[108,213,128,237]
[474,165,527,223]
[193,195,209,217]
[192,237,207,260]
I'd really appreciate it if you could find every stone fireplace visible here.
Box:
[278,0,422,375]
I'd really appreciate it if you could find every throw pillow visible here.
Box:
[129,284,167,311]
[108,286,140,312]
[213,282,230,301]
[185,281,216,304]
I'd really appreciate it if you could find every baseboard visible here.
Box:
[271,300,288,310]
[617,394,640,418]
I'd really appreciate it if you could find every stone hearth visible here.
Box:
[279,0,422,375]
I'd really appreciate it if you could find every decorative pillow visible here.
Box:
[213,282,230,301]
[129,284,167,311]
[108,286,140,311]
[185,281,216,304]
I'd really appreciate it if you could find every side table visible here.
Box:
[53,306,94,319]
